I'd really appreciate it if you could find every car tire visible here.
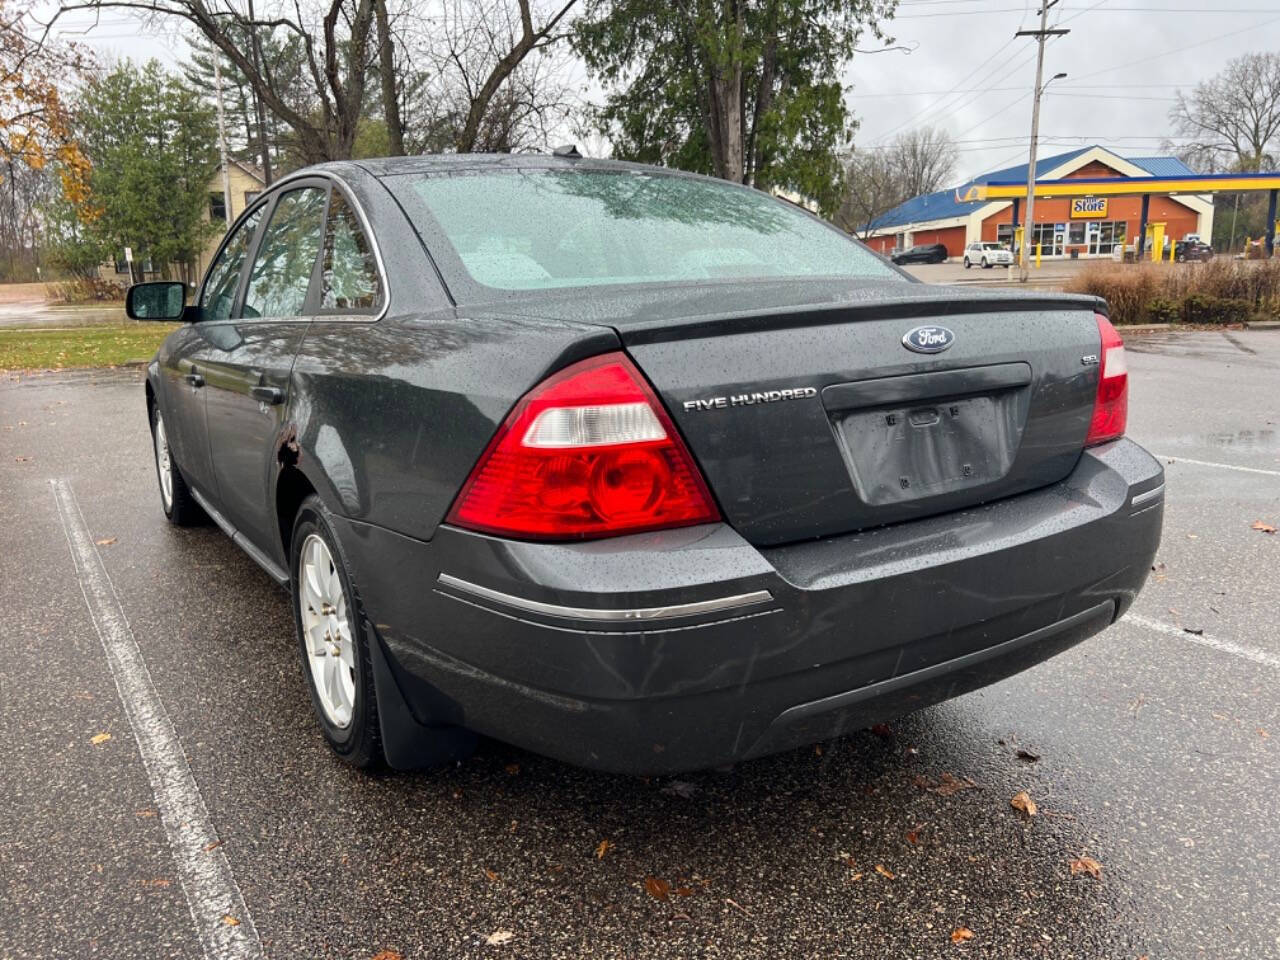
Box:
[290,495,383,769]
[964,258,971,269]
[981,258,990,269]
[150,405,204,526]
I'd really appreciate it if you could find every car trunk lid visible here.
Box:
[611,283,1103,546]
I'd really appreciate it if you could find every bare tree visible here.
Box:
[834,148,902,238]
[891,126,956,199]
[1170,52,1280,173]
[400,0,579,154]
[46,0,577,161]
[834,126,956,236]
[373,0,403,154]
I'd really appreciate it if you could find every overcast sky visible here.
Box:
[44,0,1280,185]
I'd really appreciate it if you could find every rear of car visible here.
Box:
[351,162,1163,773]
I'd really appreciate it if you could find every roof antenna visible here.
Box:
[552,144,582,159]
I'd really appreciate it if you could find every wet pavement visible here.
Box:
[0,297,125,329]
[1,330,1278,959]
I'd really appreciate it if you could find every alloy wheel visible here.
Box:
[154,414,173,510]
[298,533,356,728]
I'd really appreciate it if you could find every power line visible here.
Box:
[896,5,1278,14]
[867,37,1042,145]
[1069,13,1280,81]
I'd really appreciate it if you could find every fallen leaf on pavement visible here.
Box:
[484,930,513,946]
[1182,627,1204,636]
[1015,749,1040,762]
[950,927,975,944]
[661,780,698,798]
[1252,521,1276,534]
[90,732,112,745]
[930,773,977,796]
[1069,855,1103,879]
[595,839,614,859]
[1010,791,1038,818]
[483,868,499,883]
[221,915,240,927]
[645,875,671,900]
[95,537,117,546]
[204,840,223,852]
[135,809,156,818]
[870,723,893,739]
[370,951,404,960]
[503,763,520,775]
[14,455,30,462]
[906,829,920,845]
[874,863,895,880]
[674,885,695,897]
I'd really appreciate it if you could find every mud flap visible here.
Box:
[367,623,477,770]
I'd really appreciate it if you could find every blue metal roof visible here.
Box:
[1126,156,1197,177]
[865,147,1195,232]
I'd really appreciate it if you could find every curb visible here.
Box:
[1244,320,1280,330]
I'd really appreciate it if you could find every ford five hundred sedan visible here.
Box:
[127,154,1164,775]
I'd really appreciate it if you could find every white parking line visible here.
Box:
[1124,613,1280,671]
[1153,455,1280,478]
[52,479,263,960]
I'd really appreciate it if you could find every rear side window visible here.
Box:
[320,192,382,312]
[200,205,264,321]
[241,186,327,319]
[387,169,901,293]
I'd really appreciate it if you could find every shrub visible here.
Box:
[1066,258,1279,326]
[1182,294,1251,325]
[1143,297,1180,324]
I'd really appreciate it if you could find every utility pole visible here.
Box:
[213,56,233,226]
[1016,1,1068,283]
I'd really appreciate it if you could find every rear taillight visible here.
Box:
[447,352,720,540]
[1085,312,1128,446]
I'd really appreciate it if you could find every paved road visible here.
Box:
[2,333,1278,959]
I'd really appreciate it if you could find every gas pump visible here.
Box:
[1145,222,1166,262]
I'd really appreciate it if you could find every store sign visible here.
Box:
[1070,197,1108,219]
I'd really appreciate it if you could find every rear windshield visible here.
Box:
[385,168,900,293]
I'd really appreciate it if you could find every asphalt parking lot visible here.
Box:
[2,330,1278,960]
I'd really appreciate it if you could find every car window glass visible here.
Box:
[241,186,327,319]
[199,205,265,321]
[391,170,901,292]
[321,192,382,311]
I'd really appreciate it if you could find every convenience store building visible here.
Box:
[861,145,1213,260]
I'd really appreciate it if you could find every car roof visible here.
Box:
[299,153,695,181]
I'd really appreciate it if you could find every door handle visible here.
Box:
[184,369,204,387]
[251,385,284,405]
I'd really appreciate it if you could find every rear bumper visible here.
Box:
[335,439,1164,774]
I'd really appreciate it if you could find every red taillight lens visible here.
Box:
[1085,312,1128,446]
[446,352,720,540]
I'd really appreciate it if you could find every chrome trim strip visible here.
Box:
[436,573,773,623]
[1130,483,1165,508]
[190,487,289,585]
[262,169,390,324]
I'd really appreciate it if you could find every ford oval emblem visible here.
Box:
[902,325,955,354]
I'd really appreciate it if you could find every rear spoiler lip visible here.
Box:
[616,291,1105,346]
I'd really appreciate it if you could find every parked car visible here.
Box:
[128,154,1163,775]
[890,243,948,264]
[963,242,1014,269]
[1174,239,1213,262]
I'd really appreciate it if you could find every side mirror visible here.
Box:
[126,281,187,321]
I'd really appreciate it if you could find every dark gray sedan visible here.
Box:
[128,154,1163,775]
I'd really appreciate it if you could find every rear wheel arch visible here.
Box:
[276,466,318,564]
